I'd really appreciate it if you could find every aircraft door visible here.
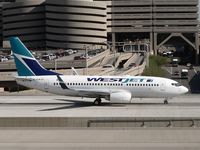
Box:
[44,80,49,91]
[160,81,166,91]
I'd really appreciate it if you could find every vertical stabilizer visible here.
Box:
[10,37,61,76]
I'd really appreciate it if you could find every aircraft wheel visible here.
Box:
[94,98,101,105]
[164,99,168,104]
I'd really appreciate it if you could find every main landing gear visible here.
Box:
[164,99,168,104]
[93,98,102,105]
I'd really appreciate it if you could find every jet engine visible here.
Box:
[110,91,132,103]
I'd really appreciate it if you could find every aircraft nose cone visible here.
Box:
[182,86,189,94]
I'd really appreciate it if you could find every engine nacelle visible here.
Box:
[110,91,132,103]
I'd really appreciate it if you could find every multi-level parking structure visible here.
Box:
[152,0,199,64]
[0,0,15,47]
[46,0,107,50]
[2,0,46,49]
[95,0,199,64]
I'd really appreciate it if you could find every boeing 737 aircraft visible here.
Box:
[10,37,188,105]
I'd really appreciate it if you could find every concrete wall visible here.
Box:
[0,117,199,128]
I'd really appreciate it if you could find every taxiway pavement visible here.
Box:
[0,94,200,118]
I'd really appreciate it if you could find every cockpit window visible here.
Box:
[171,83,181,87]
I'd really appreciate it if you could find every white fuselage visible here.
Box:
[16,75,188,100]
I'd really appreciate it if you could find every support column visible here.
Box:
[150,32,153,54]
[195,33,199,65]
[153,32,157,55]
[112,32,116,52]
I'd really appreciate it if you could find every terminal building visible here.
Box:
[0,0,199,63]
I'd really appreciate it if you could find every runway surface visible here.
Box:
[0,94,200,117]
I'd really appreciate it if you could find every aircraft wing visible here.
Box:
[73,88,110,97]
[73,88,127,98]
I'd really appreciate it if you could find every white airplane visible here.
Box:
[10,37,188,105]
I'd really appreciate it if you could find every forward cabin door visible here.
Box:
[160,81,166,91]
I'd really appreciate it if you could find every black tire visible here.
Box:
[164,100,168,104]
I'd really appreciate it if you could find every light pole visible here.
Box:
[54,59,57,71]
[83,45,88,75]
